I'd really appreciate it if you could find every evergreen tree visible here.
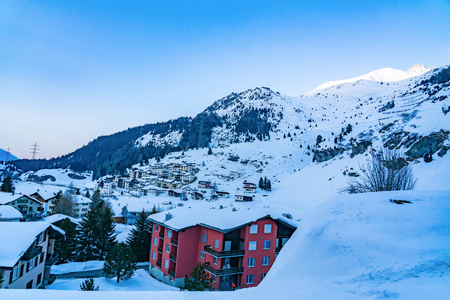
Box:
[258,177,263,189]
[80,278,99,291]
[182,263,213,291]
[85,190,91,198]
[54,218,77,263]
[267,179,272,191]
[126,210,152,262]
[0,176,14,193]
[103,242,137,283]
[97,201,117,259]
[207,148,213,155]
[91,190,101,206]
[151,205,157,214]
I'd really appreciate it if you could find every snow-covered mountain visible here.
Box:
[0,148,18,162]
[307,64,433,95]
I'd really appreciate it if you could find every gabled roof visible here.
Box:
[44,214,80,226]
[0,193,42,205]
[0,222,64,268]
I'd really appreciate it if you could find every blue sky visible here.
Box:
[1,0,449,159]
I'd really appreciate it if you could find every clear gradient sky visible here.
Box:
[1,0,449,159]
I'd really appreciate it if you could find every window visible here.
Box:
[155,224,159,231]
[200,250,205,259]
[246,274,254,285]
[263,240,271,249]
[12,266,19,281]
[37,233,43,244]
[39,253,44,264]
[249,241,257,251]
[153,237,157,246]
[164,259,169,269]
[214,239,219,249]
[166,244,170,253]
[28,257,36,271]
[212,275,216,283]
[20,265,24,277]
[152,251,156,260]
[213,257,218,265]
[262,256,270,266]
[264,224,272,233]
[261,273,267,281]
[37,273,42,285]
[248,257,255,267]
[250,224,258,234]
[201,234,207,243]
[167,229,172,238]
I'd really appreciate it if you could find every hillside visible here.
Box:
[10,64,450,182]
[0,148,18,162]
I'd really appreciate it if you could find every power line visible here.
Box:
[30,142,40,160]
[6,147,11,161]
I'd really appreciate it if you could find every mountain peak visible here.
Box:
[307,64,432,95]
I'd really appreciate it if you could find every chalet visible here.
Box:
[168,190,182,198]
[0,193,44,221]
[181,173,195,185]
[216,191,230,198]
[0,222,64,289]
[147,207,296,290]
[43,214,79,228]
[235,195,254,202]
[0,206,23,222]
[243,181,257,193]
[29,191,61,215]
[192,192,204,200]
[198,181,211,189]
[130,168,143,179]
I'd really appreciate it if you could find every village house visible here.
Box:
[216,191,230,198]
[29,191,61,216]
[0,193,44,221]
[0,222,64,289]
[243,181,257,193]
[235,195,254,202]
[147,207,296,290]
[198,181,212,189]
[71,195,92,218]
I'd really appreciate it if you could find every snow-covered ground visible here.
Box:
[51,261,105,275]
[47,269,178,292]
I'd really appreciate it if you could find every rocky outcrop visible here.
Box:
[313,147,344,163]
[350,141,372,158]
[405,130,449,159]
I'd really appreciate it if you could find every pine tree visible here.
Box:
[182,263,213,291]
[258,177,263,189]
[207,148,213,155]
[97,201,117,259]
[54,218,77,263]
[1,176,14,193]
[151,205,157,214]
[76,205,101,261]
[267,180,272,191]
[85,190,91,198]
[80,278,99,291]
[103,243,137,283]
[91,190,101,206]
[126,210,152,262]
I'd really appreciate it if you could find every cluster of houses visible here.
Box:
[0,190,92,221]
[96,163,197,196]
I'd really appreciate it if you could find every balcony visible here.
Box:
[168,269,176,278]
[203,263,243,276]
[21,246,43,261]
[157,247,163,254]
[45,254,59,266]
[204,245,245,258]
[159,232,165,239]
[169,253,177,263]
[48,274,57,285]
[156,261,162,268]
[170,238,178,247]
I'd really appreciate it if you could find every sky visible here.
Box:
[0,0,449,159]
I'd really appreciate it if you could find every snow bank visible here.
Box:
[51,261,105,275]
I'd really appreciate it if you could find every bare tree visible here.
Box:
[345,149,416,193]
[53,191,75,216]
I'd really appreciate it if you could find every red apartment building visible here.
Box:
[148,208,296,290]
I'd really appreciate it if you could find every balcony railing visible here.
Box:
[159,232,164,239]
[21,246,43,261]
[168,269,176,278]
[48,274,57,285]
[157,247,163,254]
[171,238,178,247]
[45,254,59,266]
[156,261,161,268]
[203,263,243,276]
[169,253,177,263]
[204,245,245,258]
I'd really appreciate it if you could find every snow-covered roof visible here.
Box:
[148,203,297,232]
[0,192,39,205]
[0,205,23,220]
[30,190,58,201]
[71,195,92,204]
[0,222,59,268]
[44,214,80,225]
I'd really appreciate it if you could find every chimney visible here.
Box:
[165,213,172,221]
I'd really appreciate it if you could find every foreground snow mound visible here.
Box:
[261,190,450,299]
